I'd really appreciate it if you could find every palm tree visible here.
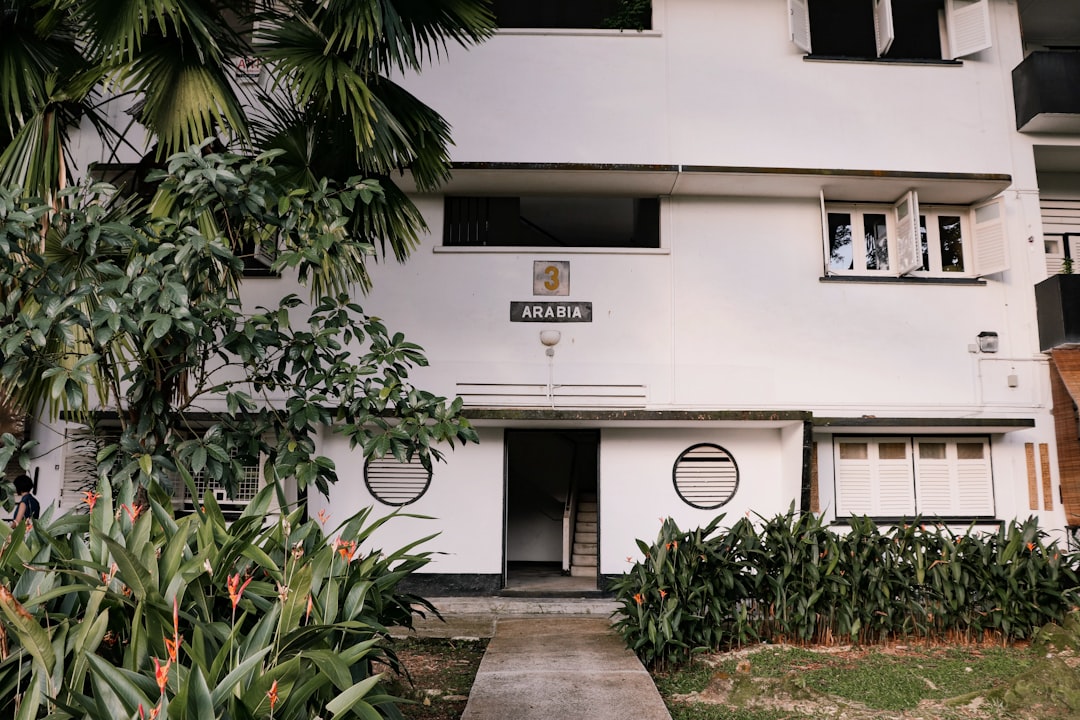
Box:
[1,0,494,268]
[0,0,494,480]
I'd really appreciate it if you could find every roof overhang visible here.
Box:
[813,417,1035,434]
[462,408,810,429]
[399,163,1012,205]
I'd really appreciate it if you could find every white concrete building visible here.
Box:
[36,0,1080,594]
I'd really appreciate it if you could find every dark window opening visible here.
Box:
[444,196,660,248]
[808,0,944,61]
[490,0,651,30]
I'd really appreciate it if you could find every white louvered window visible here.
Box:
[788,0,990,61]
[823,196,1006,278]
[176,448,269,521]
[835,436,993,518]
[672,444,739,510]
[364,455,433,507]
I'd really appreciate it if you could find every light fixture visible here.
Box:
[976,331,999,353]
[539,330,561,357]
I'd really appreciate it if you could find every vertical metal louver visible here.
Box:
[672,443,739,509]
[364,455,432,507]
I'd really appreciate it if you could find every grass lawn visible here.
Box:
[652,643,1080,720]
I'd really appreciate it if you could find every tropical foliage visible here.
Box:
[0,0,495,277]
[611,509,1080,667]
[0,146,477,496]
[0,477,435,719]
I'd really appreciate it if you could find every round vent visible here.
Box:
[672,443,739,509]
[364,455,432,507]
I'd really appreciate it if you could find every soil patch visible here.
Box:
[388,637,488,720]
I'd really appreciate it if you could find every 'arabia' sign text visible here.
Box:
[510,301,592,323]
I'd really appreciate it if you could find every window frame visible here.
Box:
[820,192,1007,279]
[788,0,991,61]
[833,435,995,520]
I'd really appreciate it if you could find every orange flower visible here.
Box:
[1026,542,1036,551]
[172,597,180,638]
[305,593,314,622]
[333,537,357,562]
[227,573,253,610]
[267,679,280,710]
[633,593,644,605]
[164,636,181,662]
[317,509,330,525]
[659,589,668,599]
[153,657,170,694]
[122,503,142,523]
[83,490,100,511]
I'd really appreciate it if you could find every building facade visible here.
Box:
[37,0,1080,594]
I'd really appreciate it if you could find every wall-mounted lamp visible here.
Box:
[976,331,999,354]
[539,330,561,357]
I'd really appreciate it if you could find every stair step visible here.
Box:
[572,553,597,565]
[575,521,597,533]
[576,511,597,523]
[569,565,595,577]
[577,501,597,513]
[575,531,597,544]
[574,542,597,554]
[578,493,597,502]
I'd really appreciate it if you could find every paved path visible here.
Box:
[460,616,672,720]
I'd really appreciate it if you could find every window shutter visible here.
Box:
[875,442,916,516]
[969,196,1008,276]
[789,0,812,53]
[945,0,992,59]
[892,191,921,276]
[954,442,994,515]
[836,444,874,516]
[873,0,895,57]
[819,190,832,274]
[915,444,955,516]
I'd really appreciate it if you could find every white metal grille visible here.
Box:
[364,455,432,507]
[673,444,739,510]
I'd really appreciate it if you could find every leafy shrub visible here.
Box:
[610,508,1080,667]
[0,479,434,719]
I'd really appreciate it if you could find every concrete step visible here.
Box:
[572,553,597,566]
[575,531,597,544]
[569,565,597,577]
[574,542,597,554]
[576,511,597,523]
[575,521,597,533]
[578,501,597,513]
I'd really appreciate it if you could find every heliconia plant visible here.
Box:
[610,507,1080,667]
[0,478,435,719]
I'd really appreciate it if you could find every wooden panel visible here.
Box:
[1049,352,1080,524]
[1025,443,1039,512]
[1041,443,1054,511]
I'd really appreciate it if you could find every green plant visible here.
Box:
[0,478,436,719]
[612,511,1080,668]
[603,0,652,31]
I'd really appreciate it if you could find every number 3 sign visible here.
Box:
[533,261,569,296]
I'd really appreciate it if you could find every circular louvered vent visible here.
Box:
[672,443,739,509]
[364,455,432,506]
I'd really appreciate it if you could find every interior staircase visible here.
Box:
[570,493,598,577]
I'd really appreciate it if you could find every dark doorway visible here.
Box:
[504,429,600,594]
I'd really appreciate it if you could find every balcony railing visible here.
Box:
[1013,52,1080,133]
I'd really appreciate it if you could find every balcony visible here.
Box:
[1035,274,1080,351]
[1013,52,1080,133]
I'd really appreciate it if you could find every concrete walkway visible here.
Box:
[396,598,671,720]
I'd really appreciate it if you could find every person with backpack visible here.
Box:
[10,474,39,527]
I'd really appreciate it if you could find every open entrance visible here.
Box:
[504,429,599,594]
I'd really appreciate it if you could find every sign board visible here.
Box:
[510,302,592,322]
[533,261,570,296]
